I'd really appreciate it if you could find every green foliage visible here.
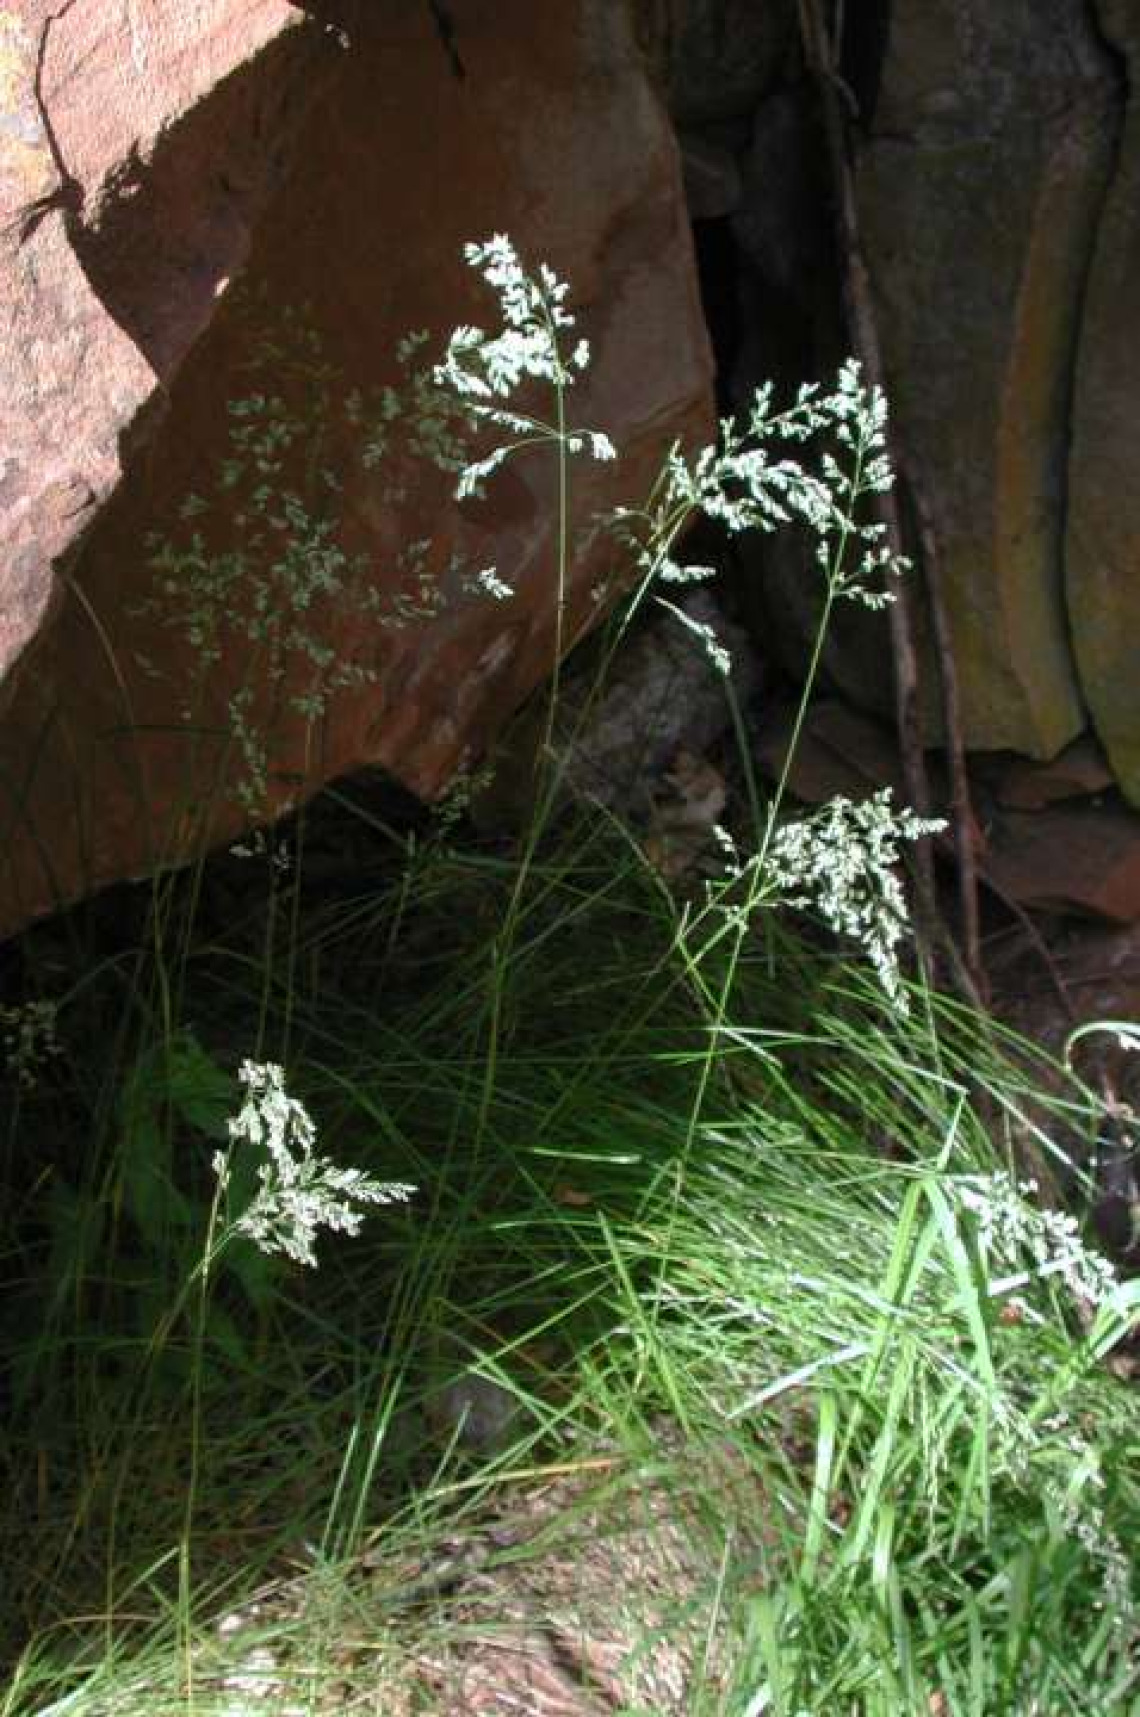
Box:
[4,827,1136,1713]
[137,314,378,817]
[1,241,1137,1714]
[115,1032,284,1327]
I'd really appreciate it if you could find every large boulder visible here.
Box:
[855,0,1119,757]
[0,0,713,937]
[0,0,318,685]
[1067,0,1140,805]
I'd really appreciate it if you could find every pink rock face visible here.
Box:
[0,1,713,936]
[0,0,318,679]
[986,801,1140,923]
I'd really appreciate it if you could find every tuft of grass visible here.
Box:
[2,814,1138,1715]
[2,239,1137,1715]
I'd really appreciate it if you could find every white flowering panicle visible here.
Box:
[766,790,945,1009]
[1040,1463,1135,1628]
[431,235,616,500]
[422,255,935,1010]
[474,566,514,601]
[625,358,906,610]
[655,598,733,676]
[954,1171,1119,1311]
[0,999,61,1089]
[215,1060,415,1268]
[950,1171,1134,1627]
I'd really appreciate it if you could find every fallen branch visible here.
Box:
[910,474,986,1001]
[797,0,979,995]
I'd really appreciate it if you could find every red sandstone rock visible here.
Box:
[986,802,1140,922]
[1067,1,1140,806]
[973,735,1115,811]
[0,1,713,935]
[0,0,319,684]
[855,0,1118,759]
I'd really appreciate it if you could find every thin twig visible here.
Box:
[910,474,986,1000]
[797,0,938,976]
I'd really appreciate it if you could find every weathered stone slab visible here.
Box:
[986,801,1140,923]
[1067,1,1140,806]
[0,1,713,936]
[0,0,318,685]
[973,735,1114,812]
[855,0,1118,757]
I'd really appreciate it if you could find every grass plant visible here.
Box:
[3,825,1138,1714]
[1,242,1137,1715]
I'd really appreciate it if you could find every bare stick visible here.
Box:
[911,475,986,999]
[797,0,938,972]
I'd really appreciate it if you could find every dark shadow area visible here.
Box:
[58,14,345,378]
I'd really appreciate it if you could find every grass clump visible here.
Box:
[0,241,1137,1715]
[3,832,1137,1714]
